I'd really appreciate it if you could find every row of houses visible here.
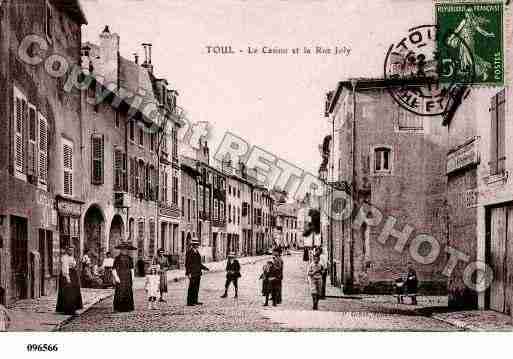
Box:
[0,0,300,306]
[320,2,512,316]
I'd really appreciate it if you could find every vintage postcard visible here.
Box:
[0,0,512,356]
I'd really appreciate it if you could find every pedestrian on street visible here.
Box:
[405,265,418,305]
[81,249,93,288]
[272,247,284,304]
[307,254,324,310]
[315,247,328,300]
[56,246,83,315]
[153,248,170,302]
[0,303,11,331]
[260,260,279,306]
[101,251,114,287]
[185,238,210,306]
[145,266,160,310]
[303,246,309,262]
[112,242,137,312]
[221,252,241,298]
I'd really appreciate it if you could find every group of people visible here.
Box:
[260,247,284,306]
[80,250,115,289]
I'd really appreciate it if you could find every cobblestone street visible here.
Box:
[60,253,458,331]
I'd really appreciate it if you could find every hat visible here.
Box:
[190,237,200,246]
[115,242,137,250]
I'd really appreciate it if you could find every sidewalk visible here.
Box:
[432,310,513,331]
[6,254,270,332]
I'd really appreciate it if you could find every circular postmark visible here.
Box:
[384,25,475,116]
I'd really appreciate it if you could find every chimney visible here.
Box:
[133,53,139,65]
[99,25,119,84]
[141,43,154,73]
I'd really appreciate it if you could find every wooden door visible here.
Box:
[490,207,506,312]
[11,217,28,300]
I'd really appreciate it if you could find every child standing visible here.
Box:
[0,304,11,331]
[145,266,160,310]
[307,254,324,310]
[260,260,279,306]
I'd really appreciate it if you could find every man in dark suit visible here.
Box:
[272,247,283,304]
[185,238,210,306]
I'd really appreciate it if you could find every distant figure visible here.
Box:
[185,238,210,306]
[307,254,324,310]
[260,260,279,306]
[221,252,241,298]
[153,249,170,302]
[272,248,284,304]
[405,265,418,305]
[303,247,309,262]
[81,249,93,287]
[0,303,11,331]
[112,242,137,312]
[102,252,114,287]
[56,246,83,315]
[145,266,160,310]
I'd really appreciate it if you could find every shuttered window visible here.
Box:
[27,104,37,179]
[138,160,145,195]
[113,148,125,191]
[13,87,26,179]
[91,134,104,185]
[172,126,178,160]
[490,89,506,175]
[130,157,136,194]
[63,139,73,196]
[38,114,48,187]
[138,220,145,258]
[172,176,178,205]
[149,220,156,257]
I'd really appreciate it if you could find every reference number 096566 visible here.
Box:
[26,344,59,352]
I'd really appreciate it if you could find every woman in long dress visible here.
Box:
[112,242,137,312]
[152,249,170,302]
[56,246,83,315]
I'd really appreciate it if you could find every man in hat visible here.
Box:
[221,252,241,298]
[272,247,284,304]
[185,237,210,306]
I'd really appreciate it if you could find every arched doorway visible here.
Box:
[109,215,125,254]
[84,205,105,266]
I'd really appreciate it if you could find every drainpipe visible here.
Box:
[350,79,357,289]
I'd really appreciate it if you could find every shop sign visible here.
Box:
[447,138,479,174]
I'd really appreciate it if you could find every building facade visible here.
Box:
[0,0,87,305]
[325,79,448,294]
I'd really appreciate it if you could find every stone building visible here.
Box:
[0,0,87,305]
[324,79,448,294]
[441,3,513,312]
[225,169,243,255]
[80,26,183,274]
[179,155,199,258]
[276,204,298,248]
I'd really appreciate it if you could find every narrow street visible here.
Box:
[60,253,458,331]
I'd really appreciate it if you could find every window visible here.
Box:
[13,86,26,180]
[172,176,178,205]
[115,113,120,128]
[138,160,145,195]
[45,1,52,39]
[490,89,506,175]
[228,205,232,223]
[220,202,224,220]
[113,148,126,191]
[150,133,155,152]
[91,134,104,185]
[130,157,136,194]
[129,120,135,142]
[137,220,145,258]
[397,110,423,131]
[187,199,191,221]
[161,170,168,203]
[181,197,185,217]
[192,200,196,219]
[63,139,73,196]
[149,220,155,257]
[38,113,48,187]
[373,146,392,174]
[237,207,240,225]
[27,104,37,179]
[214,199,218,220]
[139,128,144,146]
[172,126,178,159]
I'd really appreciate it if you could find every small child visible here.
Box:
[145,266,160,310]
[0,304,11,331]
[260,260,277,306]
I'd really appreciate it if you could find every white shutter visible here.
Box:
[63,139,73,196]
[13,87,26,179]
[27,104,37,179]
[38,114,48,187]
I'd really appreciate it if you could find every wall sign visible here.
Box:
[447,138,480,174]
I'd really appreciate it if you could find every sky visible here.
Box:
[80,0,434,174]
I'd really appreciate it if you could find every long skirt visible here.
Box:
[103,267,113,287]
[159,271,168,293]
[56,269,83,315]
[309,277,322,295]
[113,280,134,312]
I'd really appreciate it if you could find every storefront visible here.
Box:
[56,196,84,259]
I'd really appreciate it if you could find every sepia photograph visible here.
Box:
[0,0,512,355]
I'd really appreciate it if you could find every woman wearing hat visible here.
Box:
[56,246,83,315]
[152,249,170,302]
[220,252,241,299]
[112,242,137,312]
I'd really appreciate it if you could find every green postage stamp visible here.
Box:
[436,2,504,85]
